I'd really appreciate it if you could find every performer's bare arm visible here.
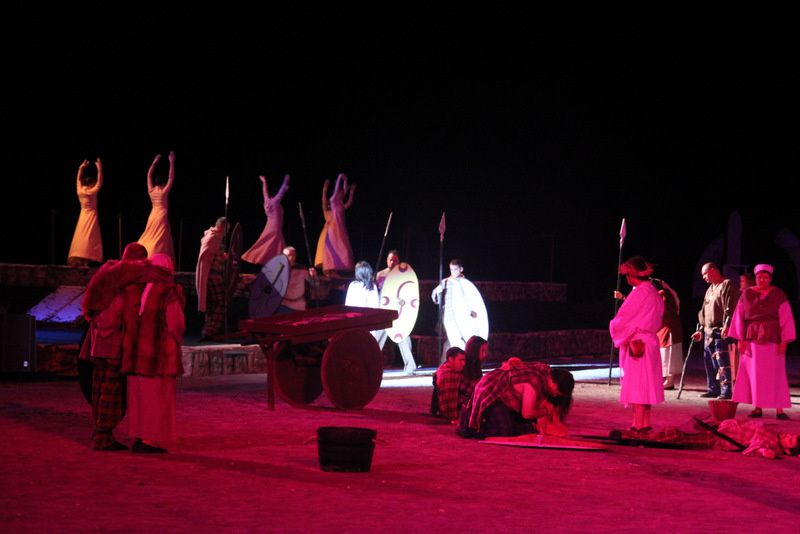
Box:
[321,179,330,213]
[259,175,270,208]
[90,157,103,194]
[163,150,175,193]
[333,173,346,199]
[516,382,567,436]
[76,159,89,192]
[147,154,161,191]
[344,183,356,209]
[275,174,290,201]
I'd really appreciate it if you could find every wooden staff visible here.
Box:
[223,176,230,333]
[608,218,626,385]
[437,212,446,362]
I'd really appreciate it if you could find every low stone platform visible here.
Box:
[26,329,611,378]
[412,329,609,366]
[179,329,610,377]
[181,344,265,377]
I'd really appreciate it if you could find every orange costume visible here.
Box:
[138,152,175,262]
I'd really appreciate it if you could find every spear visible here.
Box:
[223,176,230,333]
[298,201,319,308]
[223,176,230,251]
[375,211,393,273]
[437,212,446,363]
[608,218,626,385]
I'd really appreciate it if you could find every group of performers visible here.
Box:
[69,155,796,458]
[608,256,796,455]
[80,243,184,453]
[68,151,177,267]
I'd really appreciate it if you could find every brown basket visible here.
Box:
[708,400,738,421]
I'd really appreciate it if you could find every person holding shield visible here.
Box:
[376,250,418,374]
[431,258,488,362]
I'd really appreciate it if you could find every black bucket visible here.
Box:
[317,426,377,473]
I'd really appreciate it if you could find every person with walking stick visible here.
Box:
[691,263,738,399]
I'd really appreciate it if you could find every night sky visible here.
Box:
[5,6,799,302]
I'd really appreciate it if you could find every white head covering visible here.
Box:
[753,263,773,275]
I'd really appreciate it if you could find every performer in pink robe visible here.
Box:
[138,151,176,262]
[609,256,665,433]
[730,263,796,419]
[67,158,104,266]
[124,253,185,453]
[315,174,356,274]
[242,174,290,265]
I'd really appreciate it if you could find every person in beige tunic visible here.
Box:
[68,158,104,266]
[138,151,176,262]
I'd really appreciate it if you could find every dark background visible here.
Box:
[4,5,799,312]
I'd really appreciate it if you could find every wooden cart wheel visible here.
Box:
[273,345,324,406]
[321,329,383,409]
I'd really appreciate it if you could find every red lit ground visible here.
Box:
[1,369,798,532]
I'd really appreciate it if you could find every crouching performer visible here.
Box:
[458,357,574,439]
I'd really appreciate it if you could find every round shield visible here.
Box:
[224,222,243,300]
[321,328,383,409]
[379,262,419,343]
[444,278,489,344]
[248,254,290,319]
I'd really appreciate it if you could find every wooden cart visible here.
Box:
[239,305,398,410]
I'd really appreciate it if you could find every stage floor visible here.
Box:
[1,364,798,532]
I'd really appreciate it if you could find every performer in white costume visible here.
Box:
[432,259,489,360]
[345,261,380,340]
[609,256,665,433]
[242,175,290,265]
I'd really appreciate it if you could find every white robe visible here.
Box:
[345,281,380,340]
[609,281,665,406]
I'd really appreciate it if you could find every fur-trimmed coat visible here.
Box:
[122,284,185,377]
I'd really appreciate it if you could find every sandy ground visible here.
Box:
[1,365,799,533]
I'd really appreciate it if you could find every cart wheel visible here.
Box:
[274,345,324,406]
[321,329,383,409]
